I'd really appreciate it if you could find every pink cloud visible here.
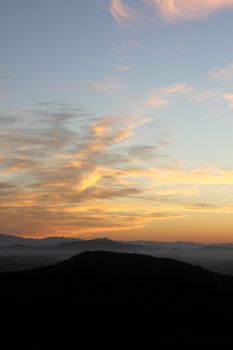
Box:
[109,0,135,23]
[109,0,233,23]
[154,0,233,21]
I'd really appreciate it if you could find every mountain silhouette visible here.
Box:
[0,232,78,247]
[56,237,149,253]
[199,244,233,250]
[0,250,232,307]
[1,251,233,345]
[2,233,233,276]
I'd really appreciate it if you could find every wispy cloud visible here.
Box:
[145,96,169,107]
[210,63,233,80]
[109,0,135,23]
[0,103,168,236]
[191,87,233,110]
[157,188,199,197]
[223,93,233,109]
[191,89,222,104]
[142,82,193,110]
[114,65,131,72]
[159,83,194,95]
[88,82,121,93]
[149,166,233,185]
[1,102,233,237]
[109,1,233,24]
[154,0,233,21]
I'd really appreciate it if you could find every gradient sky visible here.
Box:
[1,0,233,242]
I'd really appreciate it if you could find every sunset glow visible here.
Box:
[1,0,233,242]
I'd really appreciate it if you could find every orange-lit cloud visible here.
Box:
[145,96,169,107]
[154,0,233,21]
[0,104,159,236]
[151,166,233,185]
[160,83,193,95]
[109,0,233,24]
[1,103,233,239]
[109,0,135,23]
[157,188,199,197]
[140,83,193,112]
[223,93,233,109]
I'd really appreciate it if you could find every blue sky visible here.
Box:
[1,0,233,241]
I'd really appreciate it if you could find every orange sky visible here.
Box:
[1,1,233,242]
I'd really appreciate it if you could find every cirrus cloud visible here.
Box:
[210,63,233,80]
[88,82,121,93]
[154,0,233,21]
[109,0,233,23]
[109,0,135,23]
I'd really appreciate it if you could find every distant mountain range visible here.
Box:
[0,233,78,247]
[1,233,233,275]
[0,233,150,253]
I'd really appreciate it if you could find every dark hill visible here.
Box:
[1,251,233,345]
[0,251,231,305]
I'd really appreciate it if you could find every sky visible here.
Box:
[1,0,233,242]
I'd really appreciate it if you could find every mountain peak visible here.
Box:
[91,237,113,242]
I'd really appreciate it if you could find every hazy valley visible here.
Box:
[1,233,233,275]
